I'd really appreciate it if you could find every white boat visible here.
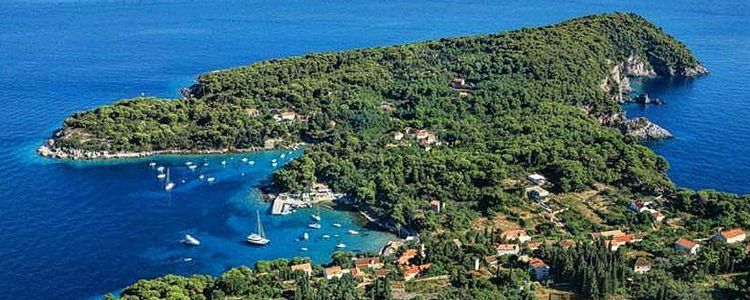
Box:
[188,165,197,171]
[203,162,209,166]
[249,161,255,165]
[322,234,330,239]
[347,229,359,235]
[336,243,347,249]
[311,214,321,222]
[207,177,216,183]
[246,210,270,246]
[221,160,226,166]
[164,169,175,191]
[157,173,166,180]
[181,179,186,183]
[334,234,339,237]
[272,159,277,163]
[241,158,248,162]
[280,154,286,159]
[271,162,278,167]
[308,223,321,229]
[241,172,245,176]
[183,257,193,262]
[156,166,165,173]
[185,161,193,166]
[300,247,308,251]
[301,232,309,240]
[148,162,156,168]
[288,151,293,155]
[182,234,200,246]
[332,223,342,228]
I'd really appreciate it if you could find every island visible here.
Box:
[45,13,749,300]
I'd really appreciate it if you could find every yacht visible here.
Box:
[322,235,330,239]
[246,210,270,246]
[311,206,321,222]
[280,154,286,159]
[221,160,226,166]
[185,161,193,166]
[300,247,308,251]
[332,223,342,228]
[249,161,255,165]
[347,229,359,235]
[164,168,175,191]
[207,177,216,183]
[308,223,321,229]
[182,234,200,246]
[271,162,278,167]
[336,243,347,249]
[271,158,277,163]
[157,173,166,180]
[241,158,248,162]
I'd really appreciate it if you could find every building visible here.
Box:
[633,257,651,274]
[324,266,344,279]
[715,228,747,244]
[629,201,650,213]
[393,131,404,141]
[651,210,665,223]
[525,186,550,201]
[429,199,444,213]
[403,264,431,281]
[373,268,391,278]
[355,257,384,269]
[591,230,625,239]
[349,267,362,278]
[501,229,532,243]
[526,241,543,250]
[495,244,520,256]
[484,255,499,268]
[451,77,467,89]
[415,129,438,146]
[245,107,260,117]
[674,238,700,255]
[274,111,298,122]
[558,239,577,249]
[528,258,550,281]
[290,262,313,276]
[397,249,418,265]
[609,234,635,251]
[528,173,547,185]
[381,241,402,256]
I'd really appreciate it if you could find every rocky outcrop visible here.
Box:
[620,117,673,140]
[600,55,658,104]
[628,93,666,105]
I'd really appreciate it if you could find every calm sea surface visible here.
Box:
[0,0,748,299]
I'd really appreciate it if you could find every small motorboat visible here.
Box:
[308,223,321,229]
[271,159,277,163]
[322,235,330,239]
[332,223,342,228]
[300,232,309,240]
[156,166,165,173]
[300,247,308,251]
[202,162,209,167]
[336,243,347,249]
[241,158,248,162]
[249,161,255,165]
[183,257,193,262]
[311,214,321,222]
[347,230,359,235]
[221,160,227,166]
[157,173,166,179]
[207,177,216,183]
[280,154,286,159]
[334,234,339,237]
[182,234,201,246]
[198,174,205,180]
[185,161,193,166]
[271,162,278,167]
[148,162,156,168]
[188,165,197,171]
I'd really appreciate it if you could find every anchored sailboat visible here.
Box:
[246,210,270,246]
[164,168,175,191]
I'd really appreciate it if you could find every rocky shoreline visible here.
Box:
[37,139,307,160]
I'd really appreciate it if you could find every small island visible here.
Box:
[46,13,750,300]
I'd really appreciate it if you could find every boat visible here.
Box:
[322,234,330,239]
[271,162,278,167]
[198,174,205,180]
[300,232,309,240]
[164,168,175,191]
[347,229,359,235]
[308,223,321,229]
[311,206,321,222]
[246,210,270,246]
[300,247,308,251]
[148,162,156,168]
[156,166,165,173]
[241,158,248,162]
[249,161,255,165]
[185,161,193,166]
[207,177,216,183]
[188,165,197,171]
[183,257,193,262]
[182,234,201,246]
[333,234,339,237]
[157,173,166,179]
[280,154,286,159]
[272,158,277,163]
[202,162,209,166]
[221,160,226,166]
[181,179,186,183]
[332,223,342,228]
[336,243,347,249]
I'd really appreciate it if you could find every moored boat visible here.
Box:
[182,234,201,246]
[247,210,270,246]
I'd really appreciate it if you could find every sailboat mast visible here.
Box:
[256,210,264,238]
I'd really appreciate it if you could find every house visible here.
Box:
[715,228,747,244]
[609,234,635,251]
[380,102,395,112]
[526,241,543,250]
[403,264,431,281]
[393,131,404,141]
[430,199,444,213]
[633,257,651,274]
[452,238,463,249]
[674,238,700,255]
[373,268,391,278]
[528,258,550,281]
[591,230,625,240]
[349,267,362,278]
[273,111,298,122]
[501,229,532,243]
[290,262,313,276]
[245,107,260,117]
[397,249,418,265]
[558,239,577,249]
[484,255,499,267]
[415,129,438,146]
[629,201,649,213]
[355,257,384,269]
[525,186,550,201]
[324,266,344,279]
[528,174,547,186]
[495,244,520,256]
[651,211,665,223]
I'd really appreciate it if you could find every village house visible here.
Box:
[495,244,520,256]
[355,257,384,269]
[715,228,747,244]
[324,266,345,280]
[290,262,313,276]
[528,173,547,186]
[674,238,700,255]
[526,241,543,251]
[430,199,444,213]
[651,210,665,223]
[403,264,431,281]
[484,255,499,268]
[633,257,651,274]
[501,229,532,243]
[451,77,468,89]
[558,239,577,249]
[273,110,298,122]
[608,233,642,251]
[528,258,550,281]
[393,131,404,141]
[245,107,260,117]
[397,249,419,265]
[525,186,550,201]
[349,267,362,278]
[380,102,395,112]
[629,201,653,213]
[373,268,391,278]
[415,129,438,146]
[591,229,625,239]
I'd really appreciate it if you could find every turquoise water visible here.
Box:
[1,0,749,299]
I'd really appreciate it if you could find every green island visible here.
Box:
[43,13,750,300]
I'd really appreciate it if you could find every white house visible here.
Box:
[674,238,700,255]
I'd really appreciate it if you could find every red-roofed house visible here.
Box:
[397,249,418,265]
[324,266,344,279]
[495,244,520,256]
[528,258,550,281]
[715,228,746,244]
[675,238,700,255]
[290,262,313,276]
[355,257,384,269]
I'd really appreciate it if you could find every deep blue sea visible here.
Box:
[1,0,748,299]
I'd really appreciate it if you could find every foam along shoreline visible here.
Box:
[37,139,306,160]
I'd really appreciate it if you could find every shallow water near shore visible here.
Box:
[1,0,749,299]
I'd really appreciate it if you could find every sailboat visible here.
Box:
[347,229,359,235]
[246,210,270,245]
[164,168,175,191]
[182,234,200,246]
[310,206,321,222]
[308,223,321,229]
[336,243,347,249]
[300,232,309,240]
